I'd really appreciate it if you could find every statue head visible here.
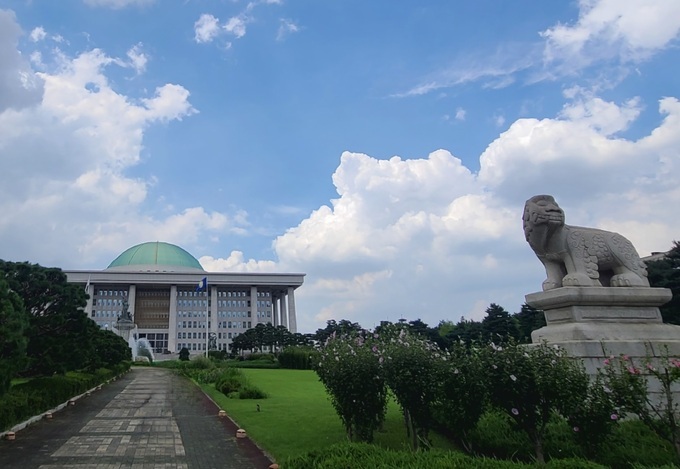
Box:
[523,195,565,240]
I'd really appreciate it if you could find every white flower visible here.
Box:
[510,374,517,382]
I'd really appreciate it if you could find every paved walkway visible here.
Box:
[0,368,273,469]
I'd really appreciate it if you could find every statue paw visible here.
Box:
[542,280,560,291]
[563,273,598,287]
[611,273,648,287]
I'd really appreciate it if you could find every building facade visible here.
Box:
[64,242,304,354]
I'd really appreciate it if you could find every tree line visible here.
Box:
[0,261,131,397]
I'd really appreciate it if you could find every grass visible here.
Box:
[201,368,457,462]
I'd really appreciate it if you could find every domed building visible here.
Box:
[64,242,304,355]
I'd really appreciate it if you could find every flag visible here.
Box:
[196,277,207,292]
[84,275,91,292]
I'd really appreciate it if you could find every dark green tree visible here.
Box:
[0,260,92,376]
[313,319,363,343]
[513,303,546,344]
[88,329,132,370]
[0,277,30,395]
[646,241,680,325]
[481,303,519,342]
[443,317,484,346]
[179,347,190,361]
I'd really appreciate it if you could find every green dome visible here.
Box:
[106,242,205,272]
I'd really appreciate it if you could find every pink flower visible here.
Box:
[610,414,618,421]
[511,408,519,416]
[603,358,610,365]
[622,355,630,361]
[627,366,640,375]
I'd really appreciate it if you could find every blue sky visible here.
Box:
[1,0,679,332]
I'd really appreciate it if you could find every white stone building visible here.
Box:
[64,242,304,354]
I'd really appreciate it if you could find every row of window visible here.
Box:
[177,332,238,340]
[97,290,127,297]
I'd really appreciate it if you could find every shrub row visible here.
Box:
[172,358,268,400]
[278,346,319,370]
[282,442,606,469]
[0,362,130,431]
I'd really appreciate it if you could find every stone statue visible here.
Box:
[120,298,132,321]
[523,195,649,291]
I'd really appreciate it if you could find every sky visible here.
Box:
[1,0,679,333]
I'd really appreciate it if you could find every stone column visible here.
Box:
[128,285,136,322]
[168,285,178,353]
[287,287,297,333]
[272,296,279,327]
[85,283,94,319]
[250,286,258,327]
[279,292,288,329]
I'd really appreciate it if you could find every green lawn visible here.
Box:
[201,368,456,462]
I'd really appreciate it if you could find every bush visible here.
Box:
[278,347,319,370]
[594,419,677,468]
[247,353,276,362]
[179,347,190,361]
[0,368,120,431]
[281,442,606,469]
[238,385,268,399]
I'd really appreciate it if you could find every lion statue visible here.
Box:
[523,195,649,291]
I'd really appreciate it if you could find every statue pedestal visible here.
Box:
[527,287,679,375]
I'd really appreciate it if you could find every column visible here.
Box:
[85,283,94,319]
[210,286,218,351]
[287,287,297,333]
[128,285,137,322]
[272,296,279,327]
[279,292,288,329]
[250,286,258,328]
[168,285,177,353]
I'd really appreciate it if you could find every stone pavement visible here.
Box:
[0,368,273,469]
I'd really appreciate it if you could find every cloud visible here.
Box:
[224,16,247,39]
[269,94,680,331]
[0,13,240,268]
[542,0,680,68]
[396,1,680,98]
[126,43,147,74]
[194,14,221,43]
[29,27,46,42]
[277,19,299,41]
[0,9,44,112]
[454,107,466,121]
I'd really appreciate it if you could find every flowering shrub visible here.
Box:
[315,332,388,442]
[601,350,680,459]
[484,342,591,464]
[432,342,488,448]
[381,327,448,449]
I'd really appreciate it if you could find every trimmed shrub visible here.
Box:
[247,353,276,362]
[278,346,319,370]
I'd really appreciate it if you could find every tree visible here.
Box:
[443,317,484,347]
[179,347,190,361]
[313,319,363,343]
[646,241,680,325]
[0,277,29,395]
[88,329,132,370]
[513,303,546,344]
[0,261,92,376]
[481,303,519,342]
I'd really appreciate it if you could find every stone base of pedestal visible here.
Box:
[527,287,679,377]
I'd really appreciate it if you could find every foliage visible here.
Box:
[482,303,520,342]
[0,277,29,396]
[432,342,488,446]
[381,326,447,449]
[514,304,546,344]
[0,365,128,431]
[281,442,607,469]
[179,347,190,361]
[278,346,319,370]
[483,342,592,464]
[0,260,93,376]
[600,351,680,460]
[89,329,132,370]
[646,241,680,325]
[595,419,677,468]
[315,332,388,442]
[313,319,363,343]
[230,323,311,355]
